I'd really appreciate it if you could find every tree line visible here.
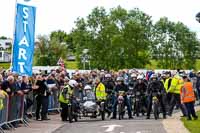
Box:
[34,6,200,70]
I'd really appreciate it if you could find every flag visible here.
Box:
[57,57,65,67]
[12,2,36,76]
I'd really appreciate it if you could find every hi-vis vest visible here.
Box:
[164,78,172,92]
[95,83,107,101]
[59,85,73,104]
[181,82,195,103]
[161,79,165,85]
[168,75,182,94]
[0,90,8,110]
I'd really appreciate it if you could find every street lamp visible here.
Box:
[81,49,91,70]
[196,12,200,23]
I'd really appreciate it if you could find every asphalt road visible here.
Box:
[53,116,167,133]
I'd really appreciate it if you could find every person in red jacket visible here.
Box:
[181,76,198,120]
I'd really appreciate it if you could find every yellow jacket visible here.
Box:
[59,85,73,104]
[0,90,8,110]
[168,75,183,94]
[95,83,107,101]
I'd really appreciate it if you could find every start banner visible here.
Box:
[12,2,36,76]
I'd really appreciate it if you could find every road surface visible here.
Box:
[53,116,166,133]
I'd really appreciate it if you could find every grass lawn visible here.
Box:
[181,111,200,133]
[1,60,200,70]
[0,62,11,69]
[65,61,78,69]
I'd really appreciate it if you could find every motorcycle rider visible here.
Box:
[146,74,167,119]
[83,85,95,101]
[94,78,107,101]
[93,78,107,118]
[129,73,138,90]
[133,74,147,116]
[111,77,133,119]
[103,73,115,117]
[58,79,78,122]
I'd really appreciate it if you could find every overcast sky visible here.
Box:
[1,0,200,38]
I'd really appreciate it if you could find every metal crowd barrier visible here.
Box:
[48,89,60,112]
[26,90,61,115]
[0,95,29,132]
[0,90,61,132]
[0,97,9,132]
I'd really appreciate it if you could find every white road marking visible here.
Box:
[102,124,123,132]
[136,131,141,133]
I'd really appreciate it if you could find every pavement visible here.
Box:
[5,106,200,133]
[6,114,65,133]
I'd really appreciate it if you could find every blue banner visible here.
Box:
[12,3,36,76]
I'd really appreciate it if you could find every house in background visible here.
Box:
[0,39,12,62]
[0,51,11,62]
[0,39,12,50]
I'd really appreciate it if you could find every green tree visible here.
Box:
[72,6,153,70]
[34,35,67,66]
[0,36,7,39]
[152,17,200,69]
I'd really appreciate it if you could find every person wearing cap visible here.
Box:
[181,76,198,120]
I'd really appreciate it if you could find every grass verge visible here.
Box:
[181,111,200,133]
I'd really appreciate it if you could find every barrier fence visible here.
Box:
[26,90,61,116]
[0,95,28,133]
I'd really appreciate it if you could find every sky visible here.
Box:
[0,0,200,38]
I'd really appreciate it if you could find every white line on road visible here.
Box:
[102,124,123,132]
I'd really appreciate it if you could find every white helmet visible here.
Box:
[116,77,124,81]
[68,80,78,88]
[137,75,144,80]
[84,85,92,90]
[131,73,137,78]
[105,74,111,78]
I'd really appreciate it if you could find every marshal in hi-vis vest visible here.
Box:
[181,82,195,103]
[59,85,73,104]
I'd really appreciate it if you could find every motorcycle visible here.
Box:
[79,97,105,121]
[134,91,141,117]
[117,91,125,120]
[152,92,159,120]
[68,96,79,123]
[99,101,105,120]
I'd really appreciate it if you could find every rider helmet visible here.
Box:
[68,80,78,88]
[84,85,92,90]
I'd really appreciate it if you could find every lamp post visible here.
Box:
[81,49,90,70]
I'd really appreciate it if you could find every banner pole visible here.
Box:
[10,0,17,71]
